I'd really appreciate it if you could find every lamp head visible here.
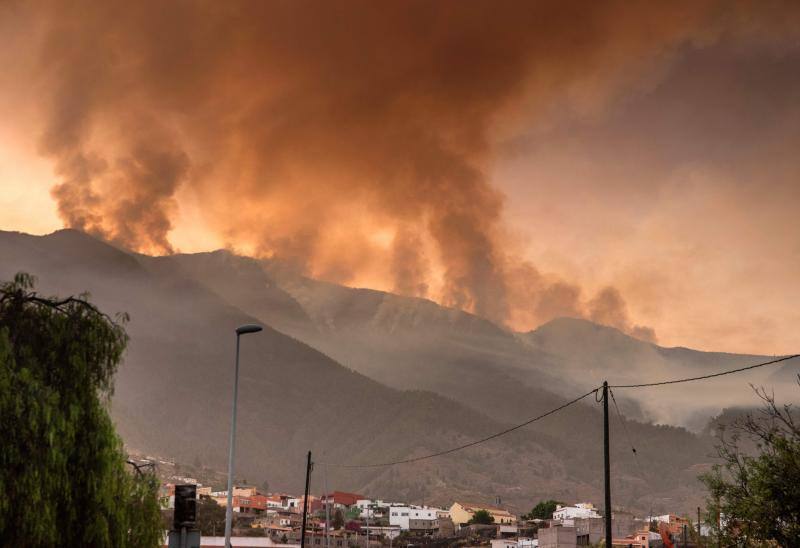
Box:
[236,324,264,335]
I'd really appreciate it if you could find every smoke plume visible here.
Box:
[588,287,657,343]
[8,0,796,336]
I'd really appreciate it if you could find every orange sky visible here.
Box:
[1,1,798,354]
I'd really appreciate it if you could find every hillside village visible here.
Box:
[157,471,707,548]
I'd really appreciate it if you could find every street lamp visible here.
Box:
[224,323,263,548]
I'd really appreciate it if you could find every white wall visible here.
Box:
[389,506,439,530]
[356,499,378,518]
[389,506,411,530]
[553,505,599,520]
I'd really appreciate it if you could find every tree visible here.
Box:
[700,382,800,547]
[332,508,345,529]
[523,500,562,520]
[196,496,227,536]
[0,273,162,547]
[469,509,495,525]
[346,505,362,520]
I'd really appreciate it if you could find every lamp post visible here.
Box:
[224,324,263,548]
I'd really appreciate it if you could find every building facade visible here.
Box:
[389,505,439,532]
[449,502,516,526]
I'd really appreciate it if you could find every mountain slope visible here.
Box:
[164,251,570,423]
[0,229,636,512]
[155,248,726,512]
[522,317,796,429]
[1,229,751,514]
[167,250,797,431]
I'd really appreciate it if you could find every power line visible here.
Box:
[609,388,654,521]
[608,389,640,465]
[609,354,799,389]
[318,354,799,469]
[318,388,600,468]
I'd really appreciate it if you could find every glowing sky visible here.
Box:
[0,1,798,354]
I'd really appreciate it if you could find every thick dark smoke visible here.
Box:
[46,122,189,254]
[10,0,797,336]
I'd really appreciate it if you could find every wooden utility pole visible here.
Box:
[301,451,312,548]
[697,506,701,540]
[324,464,330,548]
[603,381,612,548]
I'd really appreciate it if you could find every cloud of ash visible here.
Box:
[8,0,797,337]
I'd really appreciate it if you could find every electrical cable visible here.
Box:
[318,387,600,468]
[319,354,799,469]
[609,388,655,522]
[609,354,799,389]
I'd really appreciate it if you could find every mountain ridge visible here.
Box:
[1,228,579,510]
[5,228,794,515]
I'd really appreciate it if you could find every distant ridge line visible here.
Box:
[321,353,800,468]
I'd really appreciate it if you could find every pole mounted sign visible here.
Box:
[168,484,201,548]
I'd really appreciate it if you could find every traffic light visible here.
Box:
[173,484,197,530]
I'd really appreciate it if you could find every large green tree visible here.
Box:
[0,273,162,547]
[523,499,562,520]
[332,508,345,529]
[700,382,800,547]
[468,509,495,525]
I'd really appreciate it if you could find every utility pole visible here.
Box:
[603,381,612,548]
[324,464,331,548]
[301,451,313,548]
[365,503,370,548]
[717,494,722,548]
[697,506,701,540]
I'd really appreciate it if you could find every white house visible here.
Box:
[552,503,600,522]
[287,497,303,511]
[356,499,388,519]
[389,505,440,531]
[265,497,283,509]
